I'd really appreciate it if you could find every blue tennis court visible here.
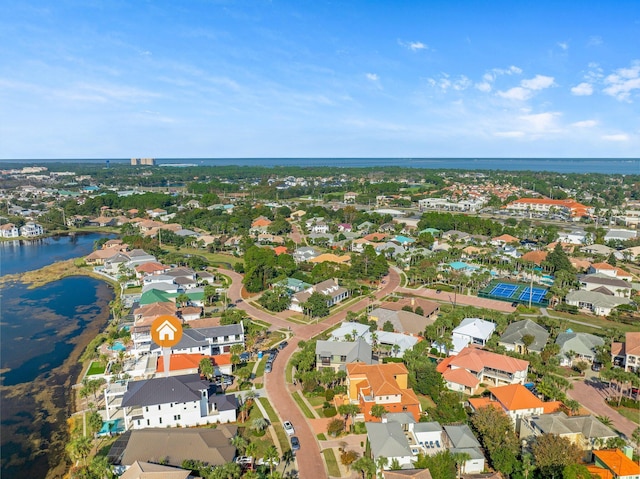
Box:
[490,283,518,298]
[518,287,547,303]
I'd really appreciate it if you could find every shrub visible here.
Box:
[327,418,344,437]
[340,450,359,466]
[352,422,367,434]
[323,407,337,417]
[325,389,335,401]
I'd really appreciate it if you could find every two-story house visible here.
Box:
[345,363,422,422]
[499,319,550,354]
[111,374,237,430]
[315,338,374,371]
[289,279,349,312]
[555,332,604,366]
[436,347,529,394]
[435,317,496,356]
[19,222,44,237]
[611,332,640,372]
[468,384,561,433]
[0,223,20,238]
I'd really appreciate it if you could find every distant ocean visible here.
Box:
[2,158,639,175]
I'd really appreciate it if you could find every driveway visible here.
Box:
[567,378,637,440]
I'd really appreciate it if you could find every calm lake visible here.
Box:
[0,233,115,479]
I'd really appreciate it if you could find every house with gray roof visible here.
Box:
[118,374,237,429]
[315,338,374,371]
[108,425,237,467]
[442,425,485,474]
[499,319,549,354]
[149,323,244,356]
[565,290,632,317]
[520,412,617,459]
[330,321,371,341]
[119,461,192,479]
[578,274,634,297]
[555,331,605,366]
[368,307,435,336]
[366,422,415,470]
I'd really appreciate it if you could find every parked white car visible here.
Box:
[283,421,295,436]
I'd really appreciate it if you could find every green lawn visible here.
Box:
[322,449,341,477]
[242,405,276,458]
[418,394,436,410]
[551,310,639,334]
[254,358,268,378]
[258,398,289,451]
[292,392,316,419]
[305,394,326,408]
[87,361,106,376]
[285,362,294,383]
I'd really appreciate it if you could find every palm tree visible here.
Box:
[370,404,387,422]
[375,456,389,478]
[66,434,92,466]
[231,434,247,454]
[282,448,295,474]
[596,415,613,427]
[351,456,376,479]
[453,452,471,478]
[263,445,279,476]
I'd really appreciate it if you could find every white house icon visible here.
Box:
[156,320,178,342]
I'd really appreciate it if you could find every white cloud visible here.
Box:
[571,82,593,96]
[427,74,471,92]
[603,61,640,101]
[475,82,491,92]
[557,42,569,50]
[398,40,428,51]
[521,75,555,90]
[602,134,629,141]
[498,87,532,101]
[494,131,525,138]
[365,73,379,82]
[587,36,603,47]
[572,120,598,128]
[519,112,561,132]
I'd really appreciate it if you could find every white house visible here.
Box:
[435,317,496,355]
[19,222,44,237]
[443,425,485,474]
[555,332,605,366]
[112,374,237,430]
[0,223,20,238]
[289,279,349,312]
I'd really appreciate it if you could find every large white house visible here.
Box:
[0,223,20,238]
[434,317,496,355]
[107,374,237,430]
[289,279,349,312]
[19,222,44,237]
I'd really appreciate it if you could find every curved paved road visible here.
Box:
[222,267,400,479]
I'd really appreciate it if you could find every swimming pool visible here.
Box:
[108,341,126,352]
[98,418,124,436]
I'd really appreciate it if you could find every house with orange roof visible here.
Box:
[436,347,529,394]
[250,216,272,232]
[491,234,520,246]
[468,384,561,432]
[346,363,422,422]
[156,353,233,376]
[308,253,351,264]
[521,250,548,265]
[135,261,171,278]
[588,263,633,281]
[593,449,640,478]
[273,245,288,256]
[611,332,640,373]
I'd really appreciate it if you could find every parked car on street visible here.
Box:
[283,421,295,436]
[291,436,300,451]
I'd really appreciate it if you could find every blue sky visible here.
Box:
[1,0,639,158]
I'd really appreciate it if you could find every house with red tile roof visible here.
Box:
[491,234,520,246]
[436,347,529,394]
[592,449,640,479]
[156,353,232,376]
[611,332,640,373]
[346,363,422,422]
[468,384,561,432]
[250,216,272,232]
[588,263,633,281]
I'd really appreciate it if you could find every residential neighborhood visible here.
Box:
[2,164,639,479]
